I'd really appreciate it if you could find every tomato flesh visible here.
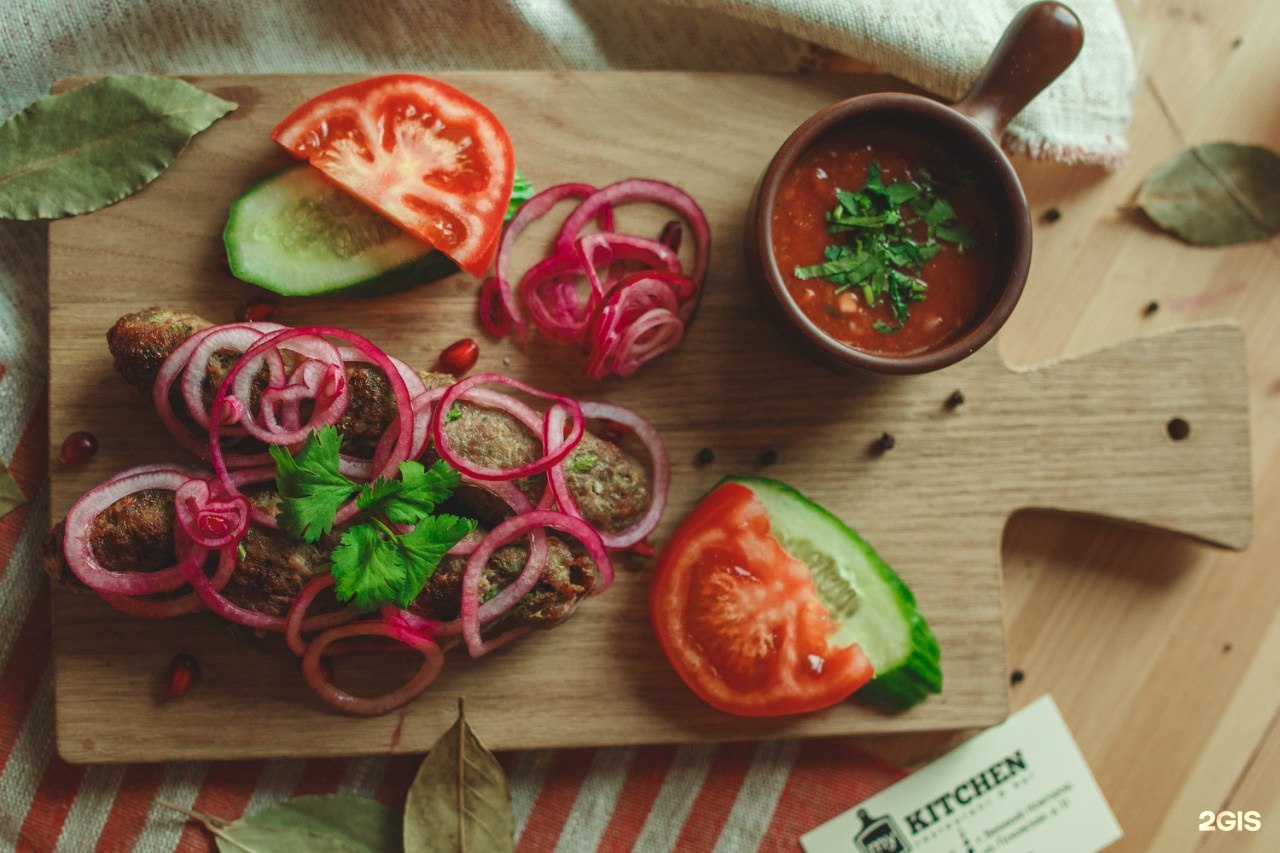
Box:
[271,74,515,278]
[650,483,873,716]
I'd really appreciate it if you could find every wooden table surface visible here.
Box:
[841,0,1280,850]
[34,0,1278,845]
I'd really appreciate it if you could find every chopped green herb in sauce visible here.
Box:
[794,161,979,333]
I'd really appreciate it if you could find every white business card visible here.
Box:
[801,695,1122,853]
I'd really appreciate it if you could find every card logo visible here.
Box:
[854,808,911,853]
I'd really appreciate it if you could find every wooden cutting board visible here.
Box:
[47,73,1252,763]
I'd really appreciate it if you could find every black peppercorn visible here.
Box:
[945,390,965,409]
[760,449,779,465]
[874,432,895,452]
[1043,207,1062,223]
[1010,669,1025,686]
[1143,300,1160,316]
[695,447,715,466]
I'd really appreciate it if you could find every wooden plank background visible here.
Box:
[838,1,1280,851]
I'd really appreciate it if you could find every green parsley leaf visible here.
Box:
[935,223,977,248]
[446,403,463,423]
[922,197,956,227]
[271,426,358,542]
[836,190,863,215]
[795,253,878,282]
[913,241,942,264]
[507,171,535,220]
[271,426,476,611]
[866,161,884,192]
[390,514,476,607]
[357,459,462,524]
[331,524,403,611]
[873,320,902,333]
[885,181,920,206]
[828,212,889,231]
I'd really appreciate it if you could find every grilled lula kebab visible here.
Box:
[48,309,668,714]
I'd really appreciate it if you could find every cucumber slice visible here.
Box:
[223,168,535,298]
[224,164,459,297]
[723,476,942,711]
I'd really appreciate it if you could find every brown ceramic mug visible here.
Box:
[744,2,1085,375]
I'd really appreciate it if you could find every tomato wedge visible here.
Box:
[650,482,873,716]
[271,74,515,278]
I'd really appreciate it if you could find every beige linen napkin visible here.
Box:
[665,0,1137,168]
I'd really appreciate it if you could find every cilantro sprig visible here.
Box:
[271,426,476,610]
[794,161,980,333]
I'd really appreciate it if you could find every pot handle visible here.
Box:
[954,2,1085,139]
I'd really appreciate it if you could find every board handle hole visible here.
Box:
[1167,417,1191,441]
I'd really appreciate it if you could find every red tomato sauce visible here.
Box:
[770,127,999,356]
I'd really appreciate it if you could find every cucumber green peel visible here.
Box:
[223,166,534,298]
[722,476,941,711]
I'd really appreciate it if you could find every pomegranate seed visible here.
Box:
[658,220,683,253]
[630,540,655,558]
[437,338,480,376]
[235,297,279,323]
[166,652,201,699]
[59,431,99,466]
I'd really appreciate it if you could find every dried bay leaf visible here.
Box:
[0,75,236,220]
[0,458,26,521]
[158,794,400,853]
[1137,142,1280,246]
[214,824,366,853]
[219,795,402,853]
[404,700,515,853]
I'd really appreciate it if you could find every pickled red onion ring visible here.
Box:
[460,510,612,658]
[63,466,202,596]
[544,405,582,520]
[339,348,429,481]
[285,573,340,656]
[485,183,614,343]
[301,619,445,717]
[431,374,583,481]
[174,478,250,549]
[180,323,285,430]
[578,402,669,550]
[99,545,237,620]
[573,232,682,302]
[208,326,414,500]
[182,553,359,634]
[480,178,708,378]
[557,178,711,289]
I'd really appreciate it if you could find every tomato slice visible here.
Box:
[271,74,515,278]
[650,483,873,716]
